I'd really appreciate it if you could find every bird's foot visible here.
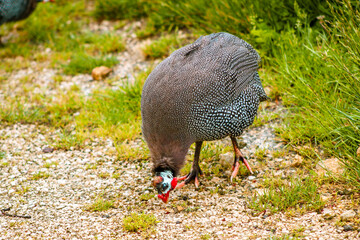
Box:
[230,161,240,182]
[176,167,203,189]
[230,157,253,181]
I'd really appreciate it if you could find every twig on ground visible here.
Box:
[1,207,31,219]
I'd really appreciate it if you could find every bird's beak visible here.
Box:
[158,191,170,203]
[153,176,178,204]
[153,176,170,203]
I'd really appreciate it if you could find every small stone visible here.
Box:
[102,214,111,218]
[337,189,352,195]
[180,195,188,201]
[357,146,360,157]
[340,210,356,221]
[343,225,353,231]
[176,206,184,212]
[176,220,181,224]
[91,66,113,80]
[211,177,221,183]
[321,193,332,202]
[165,208,174,213]
[249,183,258,189]
[322,208,336,220]
[42,147,54,153]
[248,176,256,180]
[316,157,344,176]
[255,189,265,196]
[291,154,303,167]
[219,152,233,168]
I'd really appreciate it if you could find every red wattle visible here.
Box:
[158,191,170,203]
[171,177,178,189]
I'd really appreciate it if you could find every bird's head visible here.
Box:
[152,170,178,204]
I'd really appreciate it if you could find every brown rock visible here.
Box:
[357,145,360,157]
[176,206,184,212]
[340,210,356,221]
[91,66,113,80]
[322,208,336,220]
[211,177,221,183]
[42,147,54,153]
[316,157,344,176]
[219,152,233,168]
[291,154,303,167]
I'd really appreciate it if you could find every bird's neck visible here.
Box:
[149,139,192,177]
[153,156,179,177]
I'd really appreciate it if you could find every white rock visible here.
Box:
[248,176,256,180]
[340,210,356,220]
[322,209,336,220]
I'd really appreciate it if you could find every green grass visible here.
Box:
[200,234,211,240]
[81,32,126,55]
[93,0,149,20]
[63,54,119,75]
[122,212,157,232]
[254,148,268,161]
[43,161,59,168]
[139,193,155,201]
[0,161,9,167]
[270,0,360,188]
[267,236,300,240]
[85,197,114,212]
[0,89,82,127]
[249,176,325,214]
[15,185,31,195]
[0,151,5,160]
[31,171,51,180]
[142,34,186,59]
[98,172,110,179]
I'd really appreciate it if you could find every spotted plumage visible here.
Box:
[0,0,45,25]
[141,32,269,202]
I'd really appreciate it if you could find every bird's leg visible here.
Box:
[176,141,203,189]
[230,137,253,181]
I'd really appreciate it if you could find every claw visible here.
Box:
[242,158,253,174]
[175,181,186,189]
[194,177,200,188]
[230,161,240,182]
[177,175,188,181]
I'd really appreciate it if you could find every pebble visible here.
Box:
[219,152,233,168]
[343,225,354,231]
[340,210,356,221]
[248,176,256,180]
[322,208,336,220]
[42,147,54,153]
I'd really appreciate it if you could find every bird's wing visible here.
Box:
[221,43,260,100]
[173,33,260,104]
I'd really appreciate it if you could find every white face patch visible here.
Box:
[159,170,173,194]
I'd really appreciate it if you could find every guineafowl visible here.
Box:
[141,32,269,203]
[0,0,53,25]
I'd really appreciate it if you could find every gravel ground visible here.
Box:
[1,124,359,239]
[1,22,359,240]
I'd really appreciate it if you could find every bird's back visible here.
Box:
[141,32,268,147]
